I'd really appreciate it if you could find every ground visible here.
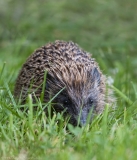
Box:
[0,0,137,159]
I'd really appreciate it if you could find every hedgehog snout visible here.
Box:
[79,107,93,126]
[80,110,87,126]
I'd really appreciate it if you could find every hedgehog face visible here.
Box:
[53,91,98,126]
[46,67,101,126]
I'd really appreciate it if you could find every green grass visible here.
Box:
[0,0,137,159]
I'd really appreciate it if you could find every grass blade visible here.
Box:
[110,85,133,105]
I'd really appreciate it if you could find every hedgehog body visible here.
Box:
[14,40,114,126]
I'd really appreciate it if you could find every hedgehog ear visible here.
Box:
[91,67,100,85]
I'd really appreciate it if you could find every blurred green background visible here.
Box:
[0,0,137,97]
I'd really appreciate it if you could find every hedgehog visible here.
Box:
[14,40,114,126]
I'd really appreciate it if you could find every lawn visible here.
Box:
[0,0,137,159]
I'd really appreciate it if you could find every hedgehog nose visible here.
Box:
[80,110,88,126]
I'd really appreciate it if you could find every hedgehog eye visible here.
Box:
[64,100,70,105]
[88,98,94,106]
[62,97,72,107]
